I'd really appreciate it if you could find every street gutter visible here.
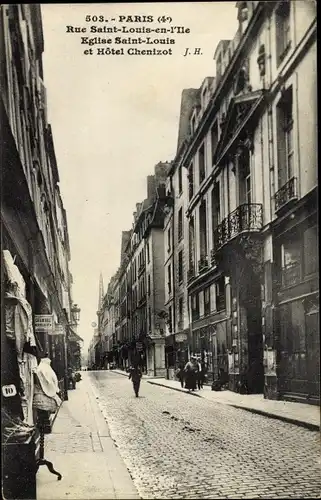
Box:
[146,380,320,432]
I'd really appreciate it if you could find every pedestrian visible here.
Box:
[197,358,204,390]
[176,362,185,388]
[128,364,142,397]
[184,357,198,391]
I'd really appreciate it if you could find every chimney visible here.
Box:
[154,162,170,180]
[176,89,200,152]
[147,175,156,200]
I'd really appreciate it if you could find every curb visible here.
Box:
[147,380,202,398]
[228,405,320,432]
[112,370,164,381]
[147,380,319,431]
[112,370,129,377]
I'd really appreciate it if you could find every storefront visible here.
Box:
[2,249,41,499]
[272,194,319,404]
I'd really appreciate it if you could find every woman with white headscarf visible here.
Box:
[33,356,62,413]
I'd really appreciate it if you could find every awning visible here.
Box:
[68,328,83,343]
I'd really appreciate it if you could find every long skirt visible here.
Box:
[185,371,197,390]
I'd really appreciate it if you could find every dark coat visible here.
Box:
[128,367,142,383]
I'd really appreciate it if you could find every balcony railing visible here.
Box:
[213,203,263,252]
[138,262,146,275]
[216,294,226,312]
[275,177,298,212]
[138,294,147,306]
[210,249,217,267]
[198,256,209,274]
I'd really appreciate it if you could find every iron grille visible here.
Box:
[213,203,263,252]
[275,177,297,211]
[198,256,209,273]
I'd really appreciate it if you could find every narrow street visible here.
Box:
[88,372,321,500]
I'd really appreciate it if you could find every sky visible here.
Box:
[41,2,238,350]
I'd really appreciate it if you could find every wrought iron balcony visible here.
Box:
[216,294,226,312]
[213,203,263,252]
[210,249,217,267]
[138,294,147,306]
[275,177,298,212]
[138,262,146,276]
[198,256,209,273]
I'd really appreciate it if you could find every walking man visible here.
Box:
[128,364,142,397]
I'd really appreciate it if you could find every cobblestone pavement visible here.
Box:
[88,371,321,500]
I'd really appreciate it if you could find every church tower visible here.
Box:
[97,272,104,314]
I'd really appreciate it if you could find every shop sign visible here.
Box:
[175,333,187,343]
[34,314,54,333]
[2,384,17,398]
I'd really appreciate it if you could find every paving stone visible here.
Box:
[88,372,321,500]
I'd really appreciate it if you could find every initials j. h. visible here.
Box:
[183,47,203,57]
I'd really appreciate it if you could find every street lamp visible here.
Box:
[71,303,81,323]
[64,304,82,395]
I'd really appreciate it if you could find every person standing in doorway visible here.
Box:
[176,362,185,388]
[197,358,204,390]
[128,365,142,397]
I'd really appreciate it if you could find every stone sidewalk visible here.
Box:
[145,377,320,431]
[36,373,140,500]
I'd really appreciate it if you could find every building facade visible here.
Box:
[98,163,170,376]
[1,3,79,474]
[0,1,83,418]
[164,0,317,403]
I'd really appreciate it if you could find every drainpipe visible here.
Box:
[170,174,177,366]
[187,292,192,361]
[267,14,274,223]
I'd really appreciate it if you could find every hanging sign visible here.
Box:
[34,314,54,333]
[175,333,187,343]
[53,324,65,336]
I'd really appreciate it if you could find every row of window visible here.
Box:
[167,209,184,253]
[129,242,151,284]
[179,1,294,208]
[191,276,226,321]
[167,251,184,295]
[280,225,318,288]
[166,275,226,332]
